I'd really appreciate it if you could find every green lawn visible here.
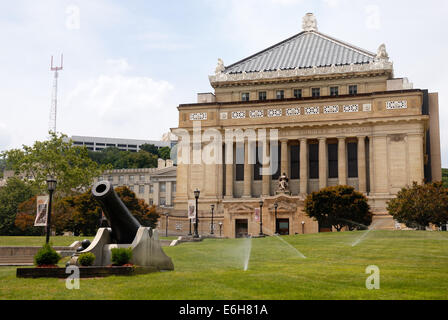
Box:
[0,231,447,300]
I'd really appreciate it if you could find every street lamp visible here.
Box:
[193,189,200,239]
[274,202,278,235]
[259,199,264,236]
[219,222,223,237]
[301,221,305,234]
[46,176,57,244]
[165,212,169,237]
[210,204,215,235]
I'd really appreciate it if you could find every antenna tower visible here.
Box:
[49,54,63,133]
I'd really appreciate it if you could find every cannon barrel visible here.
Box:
[92,181,141,244]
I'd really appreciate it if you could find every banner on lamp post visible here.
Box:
[254,208,260,222]
[188,200,196,223]
[35,195,49,227]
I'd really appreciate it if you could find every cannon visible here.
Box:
[92,181,141,244]
[68,180,174,270]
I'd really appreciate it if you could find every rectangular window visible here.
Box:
[139,185,145,194]
[119,176,124,183]
[235,144,244,181]
[253,145,263,181]
[160,198,166,206]
[242,92,250,102]
[140,175,145,182]
[259,91,267,101]
[328,144,338,179]
[172,183,176,193]
[108,176,114,182]
[160,183,166,192]
[330,87,339,96]
[349,85,358,95]
[294,89,302,99]
[312,88,320,98]
[276,90,284,100]
[347,143,358,178]
[106,144,116,147]
[272,145,282,180]
[309,144,319,179]
[290,145,300,180]
[129,175,134,182]
[150,185,154,193]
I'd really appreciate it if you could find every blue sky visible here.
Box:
[0,0,447,166]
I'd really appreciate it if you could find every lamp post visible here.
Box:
[46,176,57,244]
[274,202,278,235]
[301,221,305,235]
[259,199,264,236]
[165,212,169,237]
[219,222,223,237]
[210,204,215,235]
[193,189,200,238]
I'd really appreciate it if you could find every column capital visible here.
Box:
[300,138,308,143]
[357,135,367,140]
[318,137,327,142]
[337,136,346,141]
[280,138,289,143]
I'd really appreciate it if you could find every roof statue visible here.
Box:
[215,58,225,74]
[302,13,318,32]
[375,43,389,62]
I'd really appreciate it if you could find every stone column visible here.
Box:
[243,139,253,198]
[281,139,289,177]
[153,182,160,206]
[166,181,172,206]
[300,138,308,195]
[338,137,347,186]
[318,138,327,189]
[225,143,234,199]
[357,136,367,193]
[262,139,271,196]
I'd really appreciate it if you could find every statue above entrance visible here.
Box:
[276,173,291,195]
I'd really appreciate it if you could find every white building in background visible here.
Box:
[70,135,171,152]
[94,159,177,207]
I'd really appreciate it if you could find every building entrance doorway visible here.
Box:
[235,219,248,238]
[276,219,290,235]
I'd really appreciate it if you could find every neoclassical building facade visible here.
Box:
[172,14,442,238]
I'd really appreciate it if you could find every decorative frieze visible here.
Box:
[268,109,282,117]
[231,111,246,119]
[220,112,228,120]
[343,104,359,113]
[286,107,301,116]
[305,106,320,115]
[323,105,339,114]
[386,101,407,110]
[249,110,264,118]
[363,104,372,112]
[190,113,207,121]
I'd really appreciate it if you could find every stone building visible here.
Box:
[95,159,177,207]
[171,13,442,238]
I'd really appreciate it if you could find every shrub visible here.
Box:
[78,252,95,267]
[387,182,448,230]
[111,248,133,266]
[305,185,373,232]
[34,243,61,266]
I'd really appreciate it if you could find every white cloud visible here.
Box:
[106,58,131,74]
[62,72,175,140]
[0,124,12,151]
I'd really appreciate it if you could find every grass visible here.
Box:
[0,231,447,300]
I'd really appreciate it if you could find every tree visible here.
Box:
[87,148,158,169]
[0,177,37,235]
[442,169,448,189]
[15,196,44,236]
[304,185,373,232]
[387,182,448,230]
[140,144,159,155]
[158,147,171,160]
[115,186,160,228]
[2,132,109,196]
